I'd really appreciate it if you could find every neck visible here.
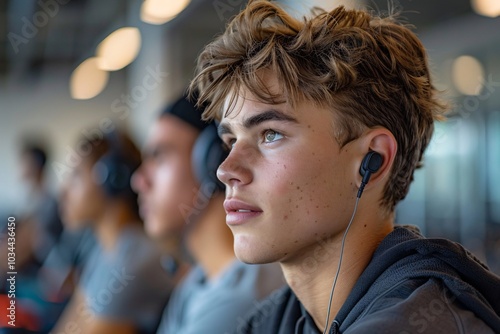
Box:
[94,201,137,252]
[186,193,235,280]
[30,178,45,194]
[281,208,394,332]
[160,233,184,259]
[160,232,187,272]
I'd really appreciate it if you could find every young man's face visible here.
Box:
[217,74,359,264]
[131,115,200,239]
[19,153,42,186]
[59,159,106,230]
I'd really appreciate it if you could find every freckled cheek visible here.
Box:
[262,157,299,192]
[261,157,315,220]
[285,156,338,221]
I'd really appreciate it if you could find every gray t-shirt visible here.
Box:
[80,225,172,332]
[157,260,284,334]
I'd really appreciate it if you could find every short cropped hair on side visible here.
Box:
[190,0,448,212]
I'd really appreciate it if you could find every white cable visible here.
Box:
[322,196,360,334]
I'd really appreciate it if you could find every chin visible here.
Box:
[233,235,283,264]
[144,219,166,239]
[235,248,283,265]
[145,217,184,240]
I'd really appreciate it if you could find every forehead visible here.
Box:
[143,115,199,154]
[221,70,287,120]
[68,156,93,179]
[148,115,199,147]
[222,92,291,121]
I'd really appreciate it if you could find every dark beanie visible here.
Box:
[161,91,209,131]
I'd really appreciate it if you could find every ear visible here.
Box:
[355,127,397,189]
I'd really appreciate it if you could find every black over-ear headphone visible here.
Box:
[191,122,228,195]
[357,151,383,198]
[92,131,140,199]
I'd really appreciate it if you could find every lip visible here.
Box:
[139,206,149,220]
[137,198,149,219]
[224,199,263,225]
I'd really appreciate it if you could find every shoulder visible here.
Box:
[162,264,286,334]
[344,278,495,334]
[108,226,169,280]
[116,227,172,291]
[177,262,285,319]
[80,227,171,312]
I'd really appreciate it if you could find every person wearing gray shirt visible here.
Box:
[54,129,172,333]
[158,262,282,334]
[80,225,171,332]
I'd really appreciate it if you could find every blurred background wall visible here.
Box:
[1,0,499,272]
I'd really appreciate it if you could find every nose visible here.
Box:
[217,143,253,187]
[131,163,149,194]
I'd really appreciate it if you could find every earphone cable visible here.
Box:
[322,196,361,334]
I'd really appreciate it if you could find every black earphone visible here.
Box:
[92,131,140,199]
[191,122,228,196]
[357,151,383,198]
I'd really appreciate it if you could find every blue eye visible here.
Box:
[263,130,284,143]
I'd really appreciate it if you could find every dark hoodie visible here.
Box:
[233,226,500,334]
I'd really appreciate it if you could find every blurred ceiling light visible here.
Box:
[451,55,485,96]
[471,0,500,17]
[141,0,191,25]
[70,57,109,100]
[96,27,141,71]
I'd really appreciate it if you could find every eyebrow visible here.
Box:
[217,109,298,137]
[142,143,173,159]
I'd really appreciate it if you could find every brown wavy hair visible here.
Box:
[190,0,448,212]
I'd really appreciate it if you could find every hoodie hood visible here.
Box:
[329,225,500,333]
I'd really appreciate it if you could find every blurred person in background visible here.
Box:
[131,92,284,334]
[53,128,171,334]
[0,141,63,281]
[0,141,65,333]
[0,140,96,333]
